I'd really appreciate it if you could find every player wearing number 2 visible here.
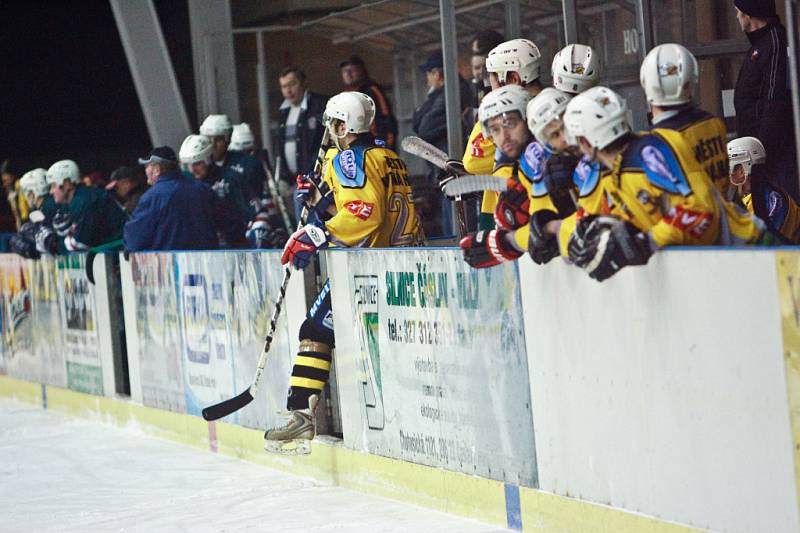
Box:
[265,91,423,454]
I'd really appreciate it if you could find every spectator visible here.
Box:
[469,30,504,110]
[1,159,29,229]
[82,170,109,189]
[339,55,398,147]
[733,0,798,199]
[43,159,126,254]
[106,166,148,216]
[277,67,326,220]
[123,146,217,252]
[413,51,473,235]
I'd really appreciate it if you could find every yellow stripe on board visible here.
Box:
[293,355,332,372]
[289,376,326,390]
[0,374,703,532]
[775,252,800,517]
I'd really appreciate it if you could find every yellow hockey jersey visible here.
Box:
[650,107,729,197]
[558,131,762,254]
[321,140,422,247]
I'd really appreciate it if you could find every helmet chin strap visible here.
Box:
[329,123,349,150]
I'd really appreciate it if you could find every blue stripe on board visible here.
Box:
[504,483,522,530]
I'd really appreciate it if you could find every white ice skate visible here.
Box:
[263,394,320,456]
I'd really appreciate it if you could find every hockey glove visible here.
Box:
[10,222,40,259]
[246,214,289,249]
[459,229,522,269]
[34,225,58,256]
[528,210,560,265]
[542,154,579,217]
[494,178,530,231]
[568,215,654,282]
[294,173,318,208]
[281,223,329,270]
[52,211,73,237]
[437,159,468,196]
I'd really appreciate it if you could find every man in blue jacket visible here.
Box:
[124,146,218,251]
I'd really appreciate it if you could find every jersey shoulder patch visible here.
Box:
[333,146,367,188]
[575,158,601,197]
[519,142,550,196]
[627,135,692,196]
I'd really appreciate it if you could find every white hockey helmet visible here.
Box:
[564,86,632,150]
[199,114,233,141]
[323,91,376,135]
[229,123,256,152]
[20,168,50,198]
[46,160,80,187]
[551,44,600,94]
[179,134,214,165]
[478,85,532,138]
[485,39,542,85]
[526,88,573,145]
[728,137,766,177]
[640,43,698,107]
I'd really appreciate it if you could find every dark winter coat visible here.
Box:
[735,20,798,198]
[123,171,218,251]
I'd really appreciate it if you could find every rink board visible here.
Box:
[0,374,701,533]
[518,250,800,533]
[326,248,537,487]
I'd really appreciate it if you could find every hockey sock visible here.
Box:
[287,340,332,410]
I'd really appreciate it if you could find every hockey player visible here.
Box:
[35,159,126,255]
[640,44,730,196]
[459,85,534,268]
[264,91,422,454]
[562,87,764,281]
[9,168,59,259]
[199,114,267,202]
[229,123,256,153]
[729,136,800,243]
[460,38,545,229]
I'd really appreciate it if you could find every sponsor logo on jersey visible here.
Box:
[340,149,357,179]
[471,133,485,157]
[663,205,712,238]
[230,163,245,175]
[641,146,679,184]
[344,200,374,220]
[524,142,544,177]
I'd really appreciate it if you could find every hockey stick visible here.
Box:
[262,156,293,232]
[401,136,469,237]
[442,174,508,197]
[202,128,332,421]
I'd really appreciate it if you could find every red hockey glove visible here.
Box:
[494,178,530,231]
[459,229,522,269]
[281,224,329,270]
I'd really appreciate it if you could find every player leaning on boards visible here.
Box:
[640,43,730,196]
[728,136,800,243]
[265,91,423,454]
[9,168,60,259]
[524,43,602,265]
[458,85,533,268]
[456,39,545,230]
[562,87,765,282]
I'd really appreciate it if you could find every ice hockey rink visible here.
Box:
[0,400,510,533]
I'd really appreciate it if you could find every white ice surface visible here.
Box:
[0,400,511,533]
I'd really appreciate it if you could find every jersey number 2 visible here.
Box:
[388,192,417,246]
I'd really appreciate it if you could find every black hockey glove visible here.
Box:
[528,210,560,265]
[542,154,579,217]
[568,215,654,282]
[438,159,469,198]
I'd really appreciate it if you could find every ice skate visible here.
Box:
[263,394,320,455]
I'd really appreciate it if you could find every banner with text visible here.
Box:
[329,249,537,486]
